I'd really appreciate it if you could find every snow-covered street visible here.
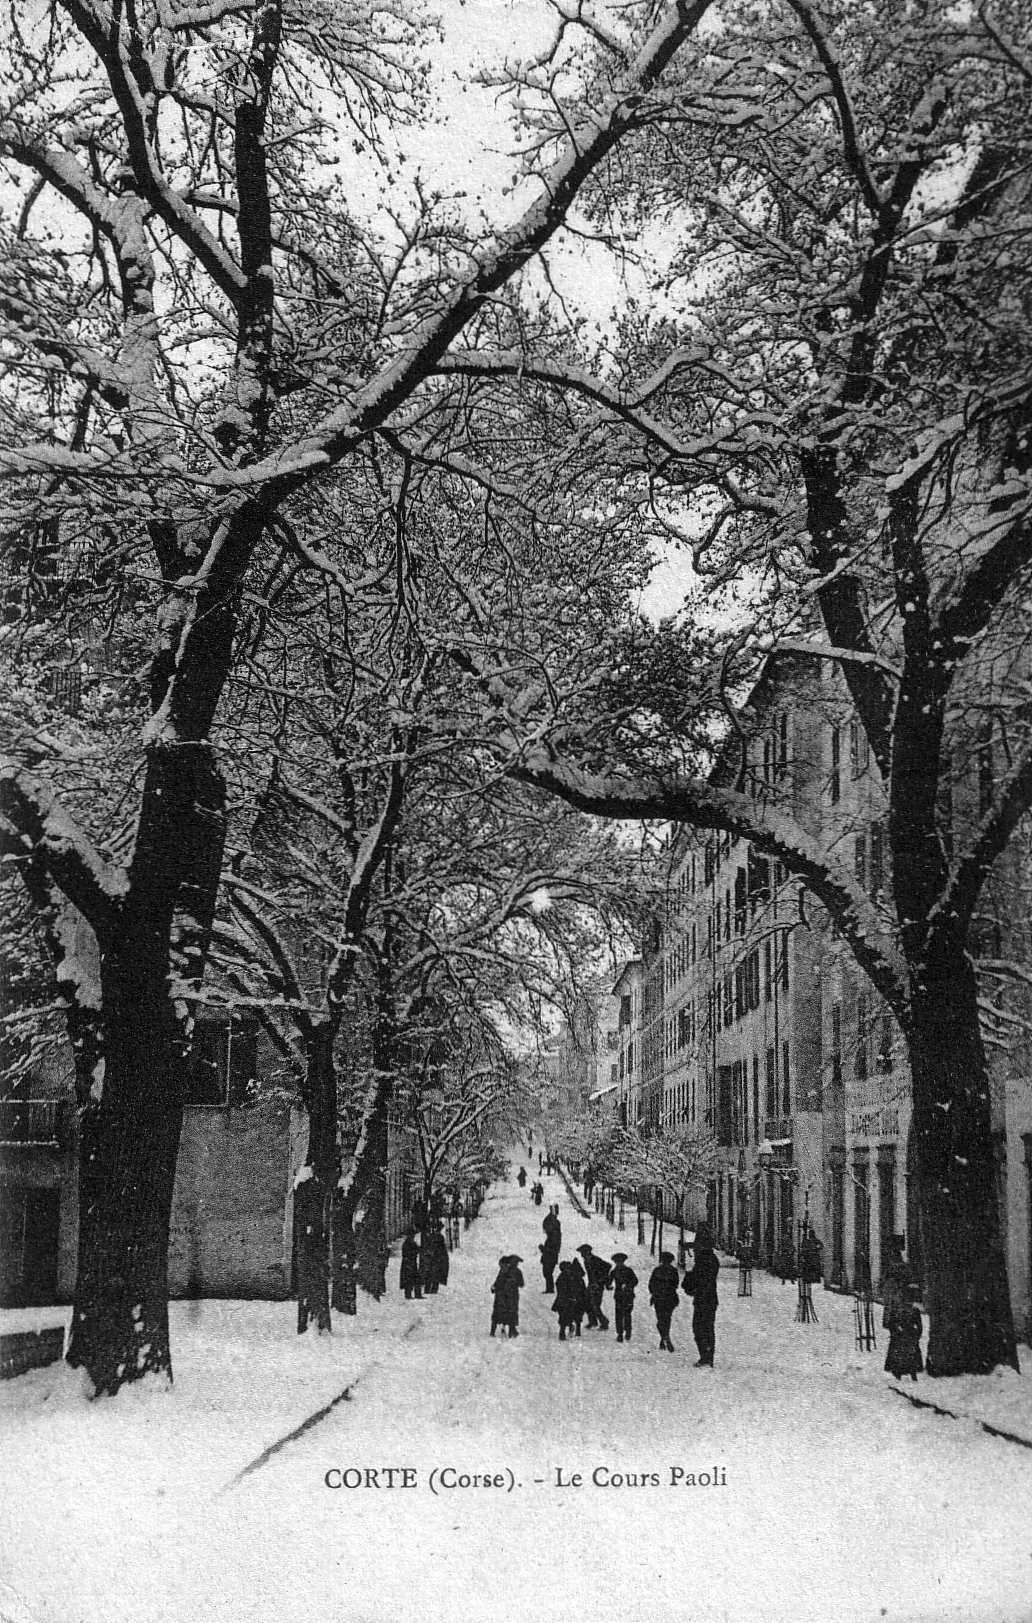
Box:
[2,1165,1031,1623]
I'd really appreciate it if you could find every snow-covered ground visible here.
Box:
[2,1166,1031,1623]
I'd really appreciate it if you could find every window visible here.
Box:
[704,842,714,885]
[725,887,732,941]
[781,929,790,991]
[715,900,722,944]
[734,867,747,935]
[856,991,870,1082]
[763,738,772,784]
[877,1012,893,1074]
[830,725,840,804]
[849,720,869,779]
[723,973,733,1027]
[764,940,772,1001]
[869,821,884,901]
[782,1040,791,1116]
[854,833,867,891]
[747,847,770,913]
[186,1014,258,1108]
[978,741,994,816]
[778,713,788,776]
[677,1007,691,1050]
[765,1046,776,1118]
[752,1057,760,1143]
[831,1001,843,1088]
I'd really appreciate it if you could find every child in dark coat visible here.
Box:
[648,1251,680,1351]
[552,1260,587,1340]
[884,1282,924,1381]
[610,1254,638,1343]
[490,1255,525,1337]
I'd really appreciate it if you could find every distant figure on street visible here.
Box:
[610,1253,638,1343]
[399,1228,421,1300]
[517,1166,527,1189]
[421,1221,449,1294]
[683,1224,720,1366]
[552,1260,586,1340]
[577,1243,611,1330]
[532,1181,544,1207]
[649,1251,680,1350]
[884,1282,924,1381]
[540,1206,561,1293]
[538,1152,544,1173]
[490,1254,525,1337]
[799,1228,823,1285]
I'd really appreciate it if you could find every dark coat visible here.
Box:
[648,1262,680,1310]
[543,1212,562,1252]
[610,1265,638,1307]
[881,1255,910,1328]
[683,1248,719,1306]
[492,1264,524,1322]
[400,1235,420,1291]
[421,1229,449,1287]
[582,1252,611,1292]
[884,1303,923,1378]
[552,1265,587,1318]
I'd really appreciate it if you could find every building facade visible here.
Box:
[634,654,1032,1339]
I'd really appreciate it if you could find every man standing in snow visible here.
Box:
[577,1243,611,1330]
[540,1206,561,1293]
[610,1253,638,1343]
[648,1250,680,1351]
[683,1224,720,1367]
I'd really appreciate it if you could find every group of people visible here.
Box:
[399,1221,450,1300]
[491,1194,722,1365]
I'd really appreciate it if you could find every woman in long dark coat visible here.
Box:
[399,1229,421,1300]
[884,1283,924,1380]
[551,1260,586,1339]
[490,1255,525,1336]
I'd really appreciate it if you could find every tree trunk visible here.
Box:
[66,1003,184,1394]
[909,948,1018,1376]
[296,1020,336,1333]
[355,1104,389,1298]
[66,742,226,1394]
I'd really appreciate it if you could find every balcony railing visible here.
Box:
[0,1100,65,1146]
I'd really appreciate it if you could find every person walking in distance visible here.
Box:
[610,1253,638,1343]
[490,1254,525,1338]
[552,1260,586,1340]
[517,1166,527,1189]
[399,1227,421,1301]
[648,1250,680,1351]
[683,1223,720,1367]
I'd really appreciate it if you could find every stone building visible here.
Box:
[635,652,1032,1338]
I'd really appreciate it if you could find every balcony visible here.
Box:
[0,1100,66,1147]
